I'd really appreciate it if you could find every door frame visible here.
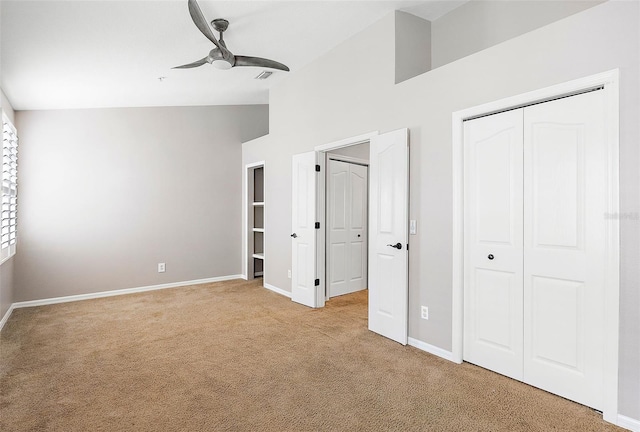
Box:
[451,70,620,422]
[313,131,379,308]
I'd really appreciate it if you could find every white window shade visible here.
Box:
[1,114,17,263]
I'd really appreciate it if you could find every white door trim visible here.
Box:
[452,70,620,423]
[315,131,378,305]
[314,131,379,152]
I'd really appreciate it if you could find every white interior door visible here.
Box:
[368,129,409,345]
[291,151,319,307]
[463,89,607,411]
[523,90,606,410]
[463,109,524,381]
[328,160,368,298]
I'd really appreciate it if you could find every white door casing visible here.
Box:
[328,159,368,297]
[523,90,606,410]
[368,128,409,345]
[463,108,524,381]
[291,151,319,307]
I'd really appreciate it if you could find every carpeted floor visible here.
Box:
[0,279,622,431]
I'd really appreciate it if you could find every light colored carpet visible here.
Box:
[0,279,621,431]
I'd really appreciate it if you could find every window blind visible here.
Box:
[1,115,17,262]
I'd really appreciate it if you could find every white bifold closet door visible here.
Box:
[327,159,368,298]
[464,90,606,410]
[464,108,525,381]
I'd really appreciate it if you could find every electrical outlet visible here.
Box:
[287,269,292,279]
[158,263,166,273]
[421,306,429,320]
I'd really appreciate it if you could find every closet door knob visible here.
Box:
[488,254,494,260]
[291,233,298,238]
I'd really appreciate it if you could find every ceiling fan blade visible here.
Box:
[187,0,228,54]
[172,57,210,69]
[234,56,290,72]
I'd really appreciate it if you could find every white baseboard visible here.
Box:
[0,303,16,332]
[263,283,291,298]
[11,275,244,310]
[618,415,640,432]
[408,337,455,362]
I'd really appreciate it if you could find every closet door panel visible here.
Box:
[523,89,606,410]
[463,108,524,381]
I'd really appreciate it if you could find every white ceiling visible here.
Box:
[1,1,466,110]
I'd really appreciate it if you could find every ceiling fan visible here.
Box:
[173,0,290,72]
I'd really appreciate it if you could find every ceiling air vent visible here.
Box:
[255,71,273,80]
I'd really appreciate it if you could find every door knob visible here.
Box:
[488,254,494,260]
[357,234,361,238]
[291,233,298,238]
[387,243,402,250]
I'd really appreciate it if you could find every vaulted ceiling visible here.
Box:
[0,1,466,110]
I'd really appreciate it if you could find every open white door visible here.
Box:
[368,129,409,345]
[291,151,320,307]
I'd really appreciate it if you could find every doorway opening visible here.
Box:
[323,144,370,301]
[245,162,265,282]
[291,129,410,345]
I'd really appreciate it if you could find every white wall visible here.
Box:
[431,0,605,69]
[1,89,14,124]
[244,1,639,419]
[15,105,268,301]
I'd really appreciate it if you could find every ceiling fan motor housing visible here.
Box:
[212,18,229,33]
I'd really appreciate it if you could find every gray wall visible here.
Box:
[0,88,16,319]
[431,0,605,69]
[15,105,268,302]
[395,11,431,84]
[243,1,639,419]
[327,143,370,161]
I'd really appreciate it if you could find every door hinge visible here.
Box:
[315,222,320,229]
[315,164,321,172]
[407,243,409,251]
[315,278,320,286]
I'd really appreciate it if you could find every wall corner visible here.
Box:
[395,11,432,84]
